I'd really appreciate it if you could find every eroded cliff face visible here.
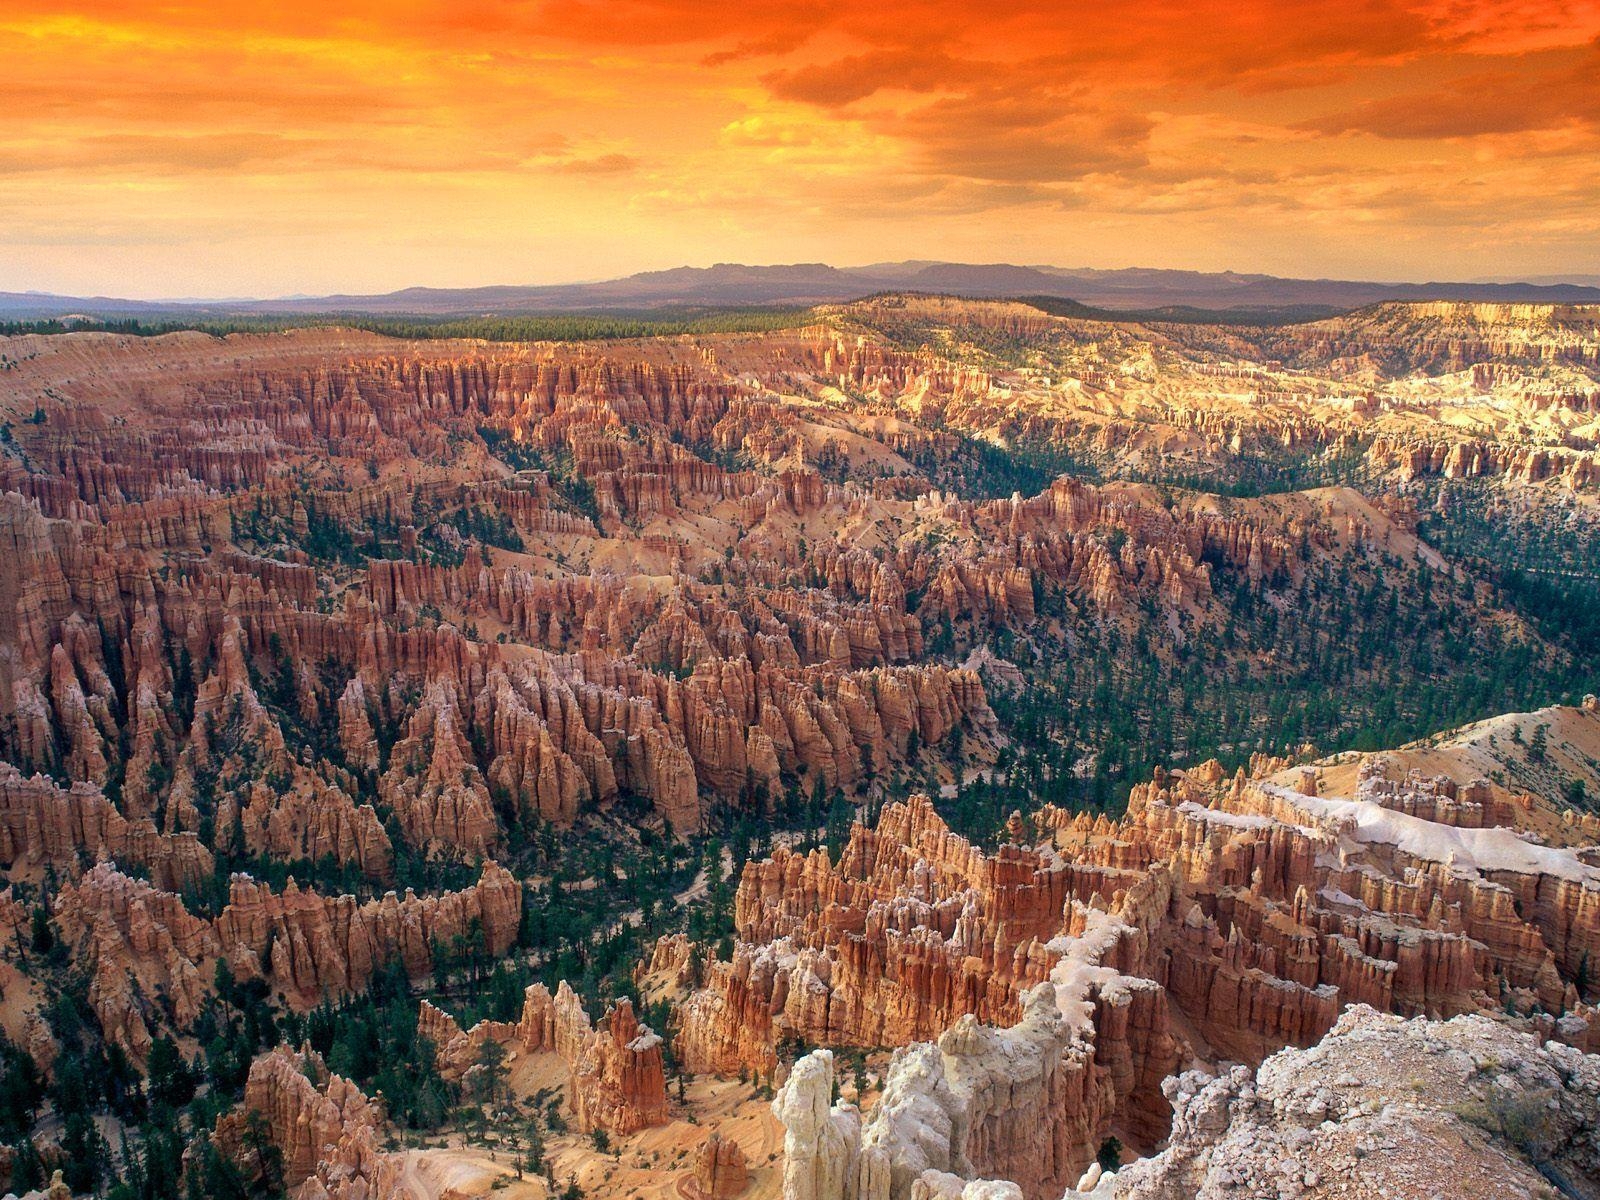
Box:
[0,471,999,844]
[7,295,1594,916]
[664,794,1180,1198]
[688,726,1600,1200]
[418,982,669,1136]
[571,998,671,1135]
[212,1045,405,1200]
[0,325,1021,854]
[690,1130,749,1199]
[54,859,521,1054]
[14,297,1588,873]
[826,297,1600,492]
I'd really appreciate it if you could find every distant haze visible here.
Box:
[3,262,1599,321]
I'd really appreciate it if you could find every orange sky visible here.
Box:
[2,0,1598,297]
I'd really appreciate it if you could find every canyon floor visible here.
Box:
[0,296,1598,1199]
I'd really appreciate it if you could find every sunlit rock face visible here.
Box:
[725,736,1600,1199]
[211,1045,403,1200]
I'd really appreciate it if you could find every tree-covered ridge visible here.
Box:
[0,306,815,343]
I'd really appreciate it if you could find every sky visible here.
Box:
[2,0,1599,298]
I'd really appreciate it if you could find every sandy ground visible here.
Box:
[0,959,46,1050]
[384,1051,782,1200]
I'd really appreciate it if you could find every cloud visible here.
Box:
[762,49,968,106]
[548,152,640,174]
[0,132,319,175]
[1302,42,1600,139]
[4,0,1600,293]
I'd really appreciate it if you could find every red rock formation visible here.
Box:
[416,998,526,1081]
[213,860,522,1006]
[570,998,670,1135]
[0,764,213,891]
[688,1130,748,1199]
[7,294,1600,1200]
[213,1045,403,1200]
[219,771,392,881]
[4,319,1051,844]
[377,681,500,858]
[53,860,521,1051]
[420,981,668,1136]
[55,863,217,1057]
[659,793,1182,1191]
[682,743,1600,1196]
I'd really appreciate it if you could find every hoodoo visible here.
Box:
[3,290,1600,1200]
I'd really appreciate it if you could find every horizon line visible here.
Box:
[6,259,1600,307]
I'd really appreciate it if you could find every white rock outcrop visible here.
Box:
[774,1050,862,1200]
[775,984,1099,1200]
[1114,1004,1600,1200]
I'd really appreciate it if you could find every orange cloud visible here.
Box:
[1304,41,1600,137]
[0,0,1597,296]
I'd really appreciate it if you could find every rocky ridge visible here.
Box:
[1114,1003,1600,1200]
[677,716,1600,1200]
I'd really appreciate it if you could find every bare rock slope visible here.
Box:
[1116,1004,1600,1200]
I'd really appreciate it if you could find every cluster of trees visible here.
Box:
[230,501,402,570]
[234,490,541,575]
[1416,480,1600,662]
[1117,444,1374,499]
[907,434,1095,501]
[0,650,715,1193]
[350,307,811,342]
[511,810,702,1010]
[925,533,1595,845]
[0,945,196,1197]
[909,416,1372,502]
[0,318,174,337]
[0,306,813,344]
[300,962,454,1130]
[444,505,524,553]
[477,433,604,529]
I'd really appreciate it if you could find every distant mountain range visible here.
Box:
[5,261,1600,321]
